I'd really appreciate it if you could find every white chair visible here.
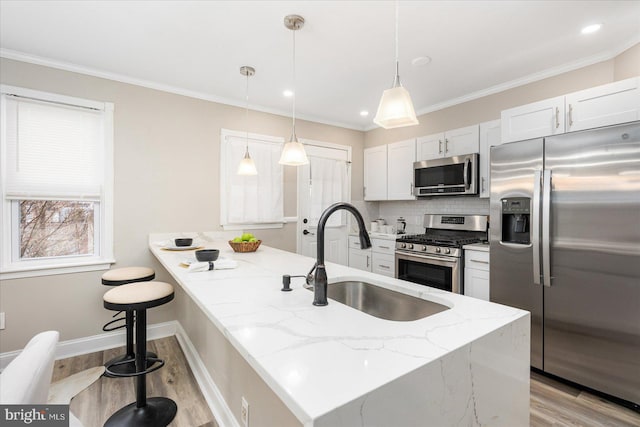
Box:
[0,330,104,427]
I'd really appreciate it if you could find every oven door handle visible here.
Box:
[395,251,458,267]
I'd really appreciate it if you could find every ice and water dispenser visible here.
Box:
[501,197,531,244]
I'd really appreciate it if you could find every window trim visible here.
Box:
[219,128,285,231]
[0,85,114,279]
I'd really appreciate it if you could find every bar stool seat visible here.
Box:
[102,266,156,376]
[102,266,155,286]
[103,281,176,427]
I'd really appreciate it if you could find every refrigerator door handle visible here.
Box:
[542,170,552,287]
[532,170,542,285]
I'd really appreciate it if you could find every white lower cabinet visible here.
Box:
[348,236,371,272]
[464,248,490,301]
[371,238,395,277]
[349,236,396,277]
[372,252,395,277]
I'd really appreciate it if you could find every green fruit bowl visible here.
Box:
[228,239,261,253]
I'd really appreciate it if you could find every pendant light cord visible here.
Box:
[245,72,249,153]
[393,0,400,87]
[292,26,297,138]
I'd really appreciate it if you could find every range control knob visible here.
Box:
[435,247,441,253]
[445,248,451,254]
[400,243,406,249]
[422,245,427,251]
[408,244,414,249]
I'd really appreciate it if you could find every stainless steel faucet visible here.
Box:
[308,202,372,306]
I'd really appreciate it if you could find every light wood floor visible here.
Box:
[52,336,217,427]
[56,336,640,427]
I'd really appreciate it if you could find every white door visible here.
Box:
[565,77,640,132]
[416,132,444,161]
[445,124,480,156]
[501,96,565,143]
[297,142,351,266]
[363,146,387,200]
[387,138,416,201]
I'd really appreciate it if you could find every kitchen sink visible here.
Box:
[307,280,449,321]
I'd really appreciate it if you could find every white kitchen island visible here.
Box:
[150,233,530,427]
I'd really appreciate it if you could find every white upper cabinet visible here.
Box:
[501,96,565,143]
[479,119,501,199]
[565,77,640,132]
[416,125,479,161]
[363,145,388,201]
[387,139,416,200]
[501,77,640,143]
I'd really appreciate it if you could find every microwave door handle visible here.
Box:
[532,170,542,285]
[463,158,470,189]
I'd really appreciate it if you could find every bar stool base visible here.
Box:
[104,397,177,427]
[104,352,158,377]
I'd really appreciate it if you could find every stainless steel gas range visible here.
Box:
[395,214,488,293]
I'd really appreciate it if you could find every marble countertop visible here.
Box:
[150,232,526,425]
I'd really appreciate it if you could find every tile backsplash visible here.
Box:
[377,197,490,235]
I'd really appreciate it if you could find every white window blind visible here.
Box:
[3,95,104,200]
[221,133,284,225]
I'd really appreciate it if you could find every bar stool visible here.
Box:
[103,281,177,427]
[102,267,156,376]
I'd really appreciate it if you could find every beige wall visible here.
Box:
[365,43,639,147]
[0,58,364,352]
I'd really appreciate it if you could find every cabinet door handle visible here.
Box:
[555,107,560,129]
[366,255,370,268]
[303,230,315,235]
[438,140,443,154]
[481,177,486,192]
[568,104,573,127]
[378,264,390,269]
[445,138,449,153]
[378,245,390,249]
[470,259,489,264]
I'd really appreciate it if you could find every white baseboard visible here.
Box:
[0,321,177,371]
[0,320,239,427]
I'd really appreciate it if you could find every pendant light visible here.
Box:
[237,65,258,175]
[279,14,309,166]
[373,0,419,129]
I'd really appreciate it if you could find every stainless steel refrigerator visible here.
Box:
[490,121,640,406]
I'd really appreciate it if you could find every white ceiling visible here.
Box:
[1,1,639,131]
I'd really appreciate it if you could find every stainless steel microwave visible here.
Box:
[413,153,479,196]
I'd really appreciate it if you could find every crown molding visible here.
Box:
[0,48,366,132]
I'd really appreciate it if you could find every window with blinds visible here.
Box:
[0,86,114,278]
[220,129,285,229]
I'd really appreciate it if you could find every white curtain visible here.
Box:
[224,135,284,224]
[308,156,348,227]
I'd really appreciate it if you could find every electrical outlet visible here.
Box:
[0,312,4,330]
[241,396,249,427]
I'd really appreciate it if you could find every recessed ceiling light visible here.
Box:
[283,89,294,97]
[581,23,602,34]
[411,56,432,67]
[360,110,369,117]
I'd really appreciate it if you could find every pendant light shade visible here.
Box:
[373,82,418,129]
[237,66,258,176]
[279,14,309,166]
[373,1,419,130]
